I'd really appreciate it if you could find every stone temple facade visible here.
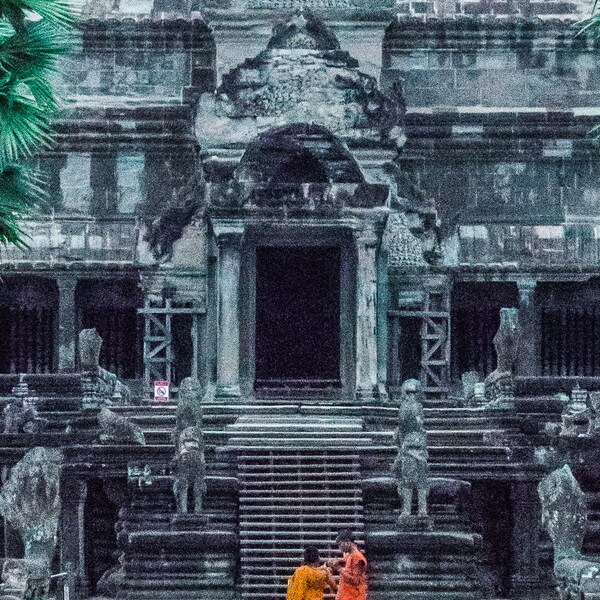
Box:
[1,0,600,599]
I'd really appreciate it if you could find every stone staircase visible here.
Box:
[230,416,369,600]
[115,475,238,600]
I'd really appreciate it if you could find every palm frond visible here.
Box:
[0,0,74,249]
[0,21,72,78]
[576,1,600,37]
[0,164,43,248]
[0,92,53,168]
[0,0,73,30]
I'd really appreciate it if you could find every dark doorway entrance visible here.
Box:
[255,246,341,386]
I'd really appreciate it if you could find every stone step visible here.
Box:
[239,521,362,529]
[239,505,359,514]
[238,454,358,462]
[229,438,372,447]
[239,557,358,566]
[239,547,364,555]
[231,418,353,429]
[240,486,359,495]
[238,448,363,600]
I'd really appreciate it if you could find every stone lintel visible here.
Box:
[211,220,245,245]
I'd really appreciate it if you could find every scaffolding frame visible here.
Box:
[138,298,203,386]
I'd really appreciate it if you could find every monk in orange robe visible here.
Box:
[329,530,367,600]
[287,546,337,600]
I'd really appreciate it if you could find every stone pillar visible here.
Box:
[354,226,380,403]
[60,478,89,598]
[57,278,77,372]
[214,223,244,400]
[510,481,541,599]
[516,279,540,377]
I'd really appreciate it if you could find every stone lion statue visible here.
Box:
[98,408,145,445]
[0,447,62,567]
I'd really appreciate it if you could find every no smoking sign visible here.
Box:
[153,380,170,402]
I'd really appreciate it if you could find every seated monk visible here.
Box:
[287,546,337,600]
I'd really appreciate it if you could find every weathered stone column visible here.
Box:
[354,226,380,403]
[60,478,89,598]
[213,223,244,400]
[516,279,540,377]
[510,481,541,599]
[57,278,77,372]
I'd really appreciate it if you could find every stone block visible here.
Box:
[478,70,532,107]
[452,51,477,68]
[404,69,456,90]
[428,51,453,68]
[476,51,517,70]
[403,86,455,107]
[452,86,482,106]
[389,51,430,70]
[517,50,550,70]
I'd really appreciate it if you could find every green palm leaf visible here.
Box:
[0,164,42,248]
[0,0,73,249]
[0,0,72,30]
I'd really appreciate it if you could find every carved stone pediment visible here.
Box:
[196,11,404,147]
[207,123,389,212]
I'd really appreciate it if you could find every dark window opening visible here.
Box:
[0,278,57,374]
[452,283,518,380]
[388,316,421,387]
[255,246,340,385]
[172,306,193,386]
[77,280,142,379]
[272,150,328,184]
[540,281,600,377]
[90,153,118,216]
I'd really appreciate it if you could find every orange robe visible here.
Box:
[336,548,367,600]
[286,565,330,600]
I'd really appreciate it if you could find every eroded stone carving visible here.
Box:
[4,379,47,434]
[484,308,520,408]
[0,448,62,567]
[176,377,203,433]
[211,123,388,211]
[539,464,600,600]
[98,408,146,445]
[173,426,207,514]
[560,384,592,438]
[173,378,206,515]
[393,431,429,519]
[79,329,131,405]
[461,371,481,407]
[382,213,428,268]
[79,328,103,372]
[382,160,442,266]
[392,380,429,520]
[0,558,50,600]
[394,379,425,443]
[196,11,404,147]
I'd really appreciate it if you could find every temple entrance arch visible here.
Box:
[210,124,388,403]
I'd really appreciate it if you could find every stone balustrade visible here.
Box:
[455,224,600,268]
[1,218,139,265]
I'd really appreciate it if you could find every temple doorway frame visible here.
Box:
[239,225,356,403]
